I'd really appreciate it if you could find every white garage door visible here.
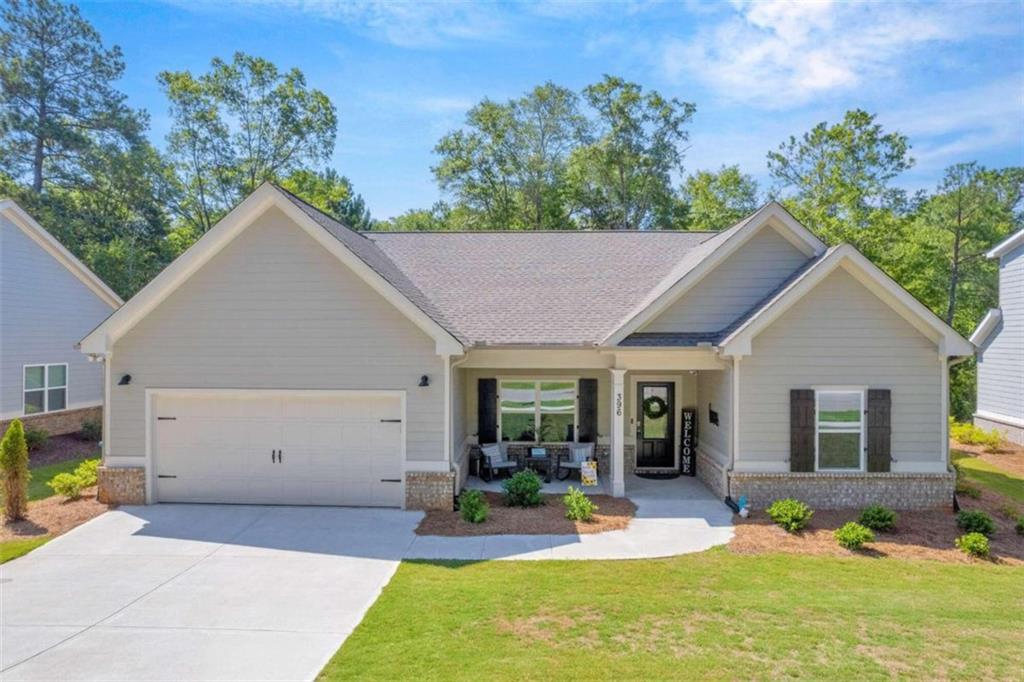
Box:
[153,391,403,507]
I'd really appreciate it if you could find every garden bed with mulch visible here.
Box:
[0,487,110,543]
[951,438,1024,478]
[28,434,101,467]
[730,488,1023,565]
[416,492,636,536]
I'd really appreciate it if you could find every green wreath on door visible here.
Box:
[642,395,668,420]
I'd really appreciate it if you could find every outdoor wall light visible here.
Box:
[118,374,132,385]
[419,375,430,387]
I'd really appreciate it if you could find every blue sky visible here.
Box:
[81,0,1023,219]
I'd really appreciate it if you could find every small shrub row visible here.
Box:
[949,420,1002,452]
[858,504,897,532]
[47,458,101,501]
[834,522,875,550]
[766,498,813,533]
[501,470,543,508]
[563,486,597,522]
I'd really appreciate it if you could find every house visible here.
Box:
[80,183,972,510]
[0,200,122,437]
[972,228,1024,445]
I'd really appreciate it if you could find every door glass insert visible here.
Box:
[641,385,670,440]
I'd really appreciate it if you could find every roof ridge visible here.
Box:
[270,183,370,241]
[364,229,722,235]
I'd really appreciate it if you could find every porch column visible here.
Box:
[609,368,626,497]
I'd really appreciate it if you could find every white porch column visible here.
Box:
[609,368,626,497]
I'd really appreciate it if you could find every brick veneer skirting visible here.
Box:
[405,470,455,510]
[696,449,728,499]
[97,466,146,505]
[728,471,955,510]
[1,405,102,438]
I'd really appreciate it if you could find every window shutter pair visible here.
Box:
[788,389,891,473]
[477,378,598,444]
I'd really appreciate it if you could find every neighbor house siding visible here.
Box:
[107,207,445,463]
[641,227,809,333]
[977,244,1024,422]
[0,215,112,418]
[737,267,943,473]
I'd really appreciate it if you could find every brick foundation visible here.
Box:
[97,466,146,505]
[1,405,102,438]
[696,449,728,499]
[405,470,455,510]
[728,471,955,510]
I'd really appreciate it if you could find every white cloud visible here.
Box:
[413,96,477,115]
[665,0,1013,109]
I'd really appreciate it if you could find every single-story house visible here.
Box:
[81,183,972,509]
[1,199,122,437]
[972,228,1023,445]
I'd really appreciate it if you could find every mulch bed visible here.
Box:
[0,487,110,542]
[416,491,636,536]
[29,434,101,467]
[730,487,1024,565]
[951,438,1024,479]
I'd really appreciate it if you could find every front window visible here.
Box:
[815,390,864,471]
[24,364,68,415]
[500,380,577,442]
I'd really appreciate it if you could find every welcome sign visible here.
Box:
[680,408,697,476]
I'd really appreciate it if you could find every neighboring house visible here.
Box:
[80,183,972,510]
[1,200,122,437]
[972,228,1024,445]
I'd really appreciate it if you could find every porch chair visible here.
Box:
[479,443,518,482]
[556,443,595,481]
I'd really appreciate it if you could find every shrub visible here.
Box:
[563,486,598,522]
[950,421,1002,452]
[956,510,995,537]
[501,470,543,508]
[74,459,100,488]
[955,532,990,558]
[858,504,897,532]
[766,498,813,533]
[1,419,30,521]
[24,426,49,452]
[835,522,875,550]
[458,489,488,523]
[48,472,82,500]
[80,418,102,442]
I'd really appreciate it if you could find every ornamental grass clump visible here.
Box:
[766,498,813,533]
[458,489,488,524]
[956,510,995,537]
[1,419,30,522]
[858,504,897,532]
[835,522,874,550]
[502,470,543,508]
[563,486,597,522]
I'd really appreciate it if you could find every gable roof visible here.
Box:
[970,308,1002,347]
[988,228,1024,259]
[717,244,974,357]
[1,199,122,309]
[79,183,463,355]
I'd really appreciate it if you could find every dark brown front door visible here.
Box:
[636,382,675,468]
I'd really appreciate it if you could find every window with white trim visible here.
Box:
[815,389,865,471]
[499,379,577,443]
[24,364,68,415]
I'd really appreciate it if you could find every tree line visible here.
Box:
[2,0,1021,418]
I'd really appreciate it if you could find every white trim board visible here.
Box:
[969,308,1001,347]
[974,411,1024,430]
[79,183,463,357]
[1,199,122,309]
[987,228,1024,259]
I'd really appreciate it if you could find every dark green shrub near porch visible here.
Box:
[459,489,488,524]
[956,510,995,537]
[766,498,813,533]
[502,470,542,507]
[858,504,897,532]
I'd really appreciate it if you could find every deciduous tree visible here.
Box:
[681,165,760,230]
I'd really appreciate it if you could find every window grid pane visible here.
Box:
[24,366,44,390]
[24,390,45,414]
[48,388,67,412]
[500,381,536,442]
[816,390,863,470]
[500,380,577,443]
[47,364,67,388]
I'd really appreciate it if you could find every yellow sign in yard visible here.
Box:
[580,460,598,487]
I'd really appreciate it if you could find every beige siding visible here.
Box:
[109,207,445,463]
[737,267,943,472]
[642,227,809,333]
[697,365,731,464]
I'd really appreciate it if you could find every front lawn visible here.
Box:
[27,456,98,501]
[953,450,1024,504]
[0,536,50,563]
[320,550,1024,680]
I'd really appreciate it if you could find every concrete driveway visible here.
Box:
[0,504,422,682]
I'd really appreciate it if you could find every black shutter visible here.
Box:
[867,389,892,472]
[790,389,815,472]
[577,378,598,443]
[478,378,497,444]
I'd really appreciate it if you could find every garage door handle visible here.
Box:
[380,479,401,483]
[380,419,402,423]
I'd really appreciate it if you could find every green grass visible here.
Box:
[27,456,99,501]
[952,450,1024,504]
[0,536,50,563]
[319,550,1024,681]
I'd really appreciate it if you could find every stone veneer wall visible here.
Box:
[1,405,102,438]
[728,471,955,510]
[97,466,146,505]
[405,471,455,511]
[974,415,1024,447]
[696,449,728,499]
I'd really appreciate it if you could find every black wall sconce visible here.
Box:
[418,375,430,387]
[118,374,132,386]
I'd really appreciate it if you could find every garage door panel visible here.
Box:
[154,392,405,507]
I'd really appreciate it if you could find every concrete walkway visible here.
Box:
[407,474,735,560]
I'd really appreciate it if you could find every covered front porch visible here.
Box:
[450,347,734,501]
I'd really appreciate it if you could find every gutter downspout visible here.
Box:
[729,354,741,501]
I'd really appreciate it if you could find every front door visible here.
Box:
[636,382,675,468]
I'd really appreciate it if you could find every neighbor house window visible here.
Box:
[499,380,576,442]
[815,389,865,471]
[24,364,67,415]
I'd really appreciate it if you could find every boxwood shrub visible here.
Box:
[858,504,897,532]
[501,470,543,508]
[835,522,874,550]
[956,510,995,537]
[766,498,813,533]
[458,489,488,524]
[955,532,990,558]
